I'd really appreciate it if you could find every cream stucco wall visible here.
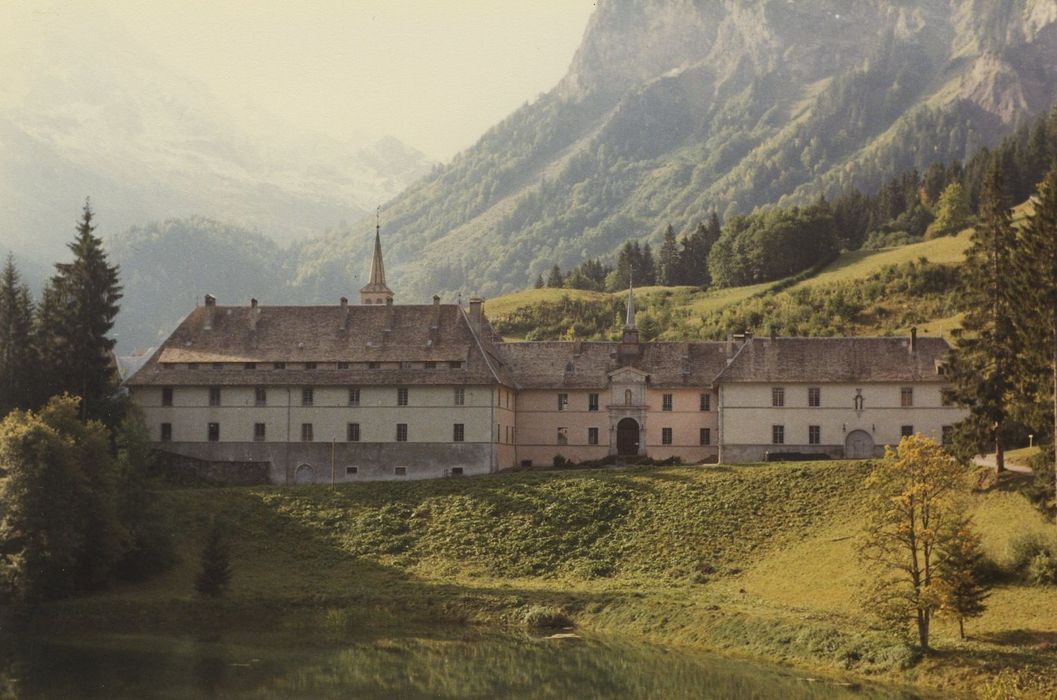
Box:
[718,381,965,462]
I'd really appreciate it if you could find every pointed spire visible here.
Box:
[360,206,394,305]
[625,279,636,329]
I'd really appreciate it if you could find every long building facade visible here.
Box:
[125,234,965,483]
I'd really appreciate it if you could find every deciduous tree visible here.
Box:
[860,434,968,651]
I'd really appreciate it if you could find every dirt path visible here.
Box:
[973,453,1033,474]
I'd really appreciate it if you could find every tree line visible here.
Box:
[0,201,173,603]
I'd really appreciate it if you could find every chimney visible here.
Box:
[203,294,216,330]
[910,326,917,353]
[726,331,735,359]
[383,296,394,341]
[249,298,260,333]
[340,296,348,309]
[432,295,441,327]
[468,297,484,335]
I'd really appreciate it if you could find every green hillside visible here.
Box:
[35,462,1057,698]
[488,229,974,341]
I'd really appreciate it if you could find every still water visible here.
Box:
[1,629,925,699]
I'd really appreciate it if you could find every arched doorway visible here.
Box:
[294,463,315,484]
[844,430,874,459]
[616,418,639,456]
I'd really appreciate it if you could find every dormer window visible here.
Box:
[368,362,380,369]
[449,361,463,369]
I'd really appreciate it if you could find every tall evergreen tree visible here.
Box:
[946,160,1018,472]
[534,274,545,289]
[35,200,123,424]
[656,224,680,286]
[546,264,563,288]
[0,256,36,415]
[1017,163,1057,528]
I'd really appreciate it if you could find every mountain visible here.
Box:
[290,0,1057,302]
[0,3,432,271]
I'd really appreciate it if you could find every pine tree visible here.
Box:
[35,200,123,424]
[936,511,989,640]
[657,224,680,286]
[195,522,232,597]
[534,274,545,289]
[1017,163,1057,529]
[0,256,36,415]
[546,264,563,288]
[946,160,1018,472]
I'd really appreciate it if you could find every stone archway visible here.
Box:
[294,463,315,484]
[616,418,640,456]
[844,430,874,459]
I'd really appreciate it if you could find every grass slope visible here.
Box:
[37,462,1057,698]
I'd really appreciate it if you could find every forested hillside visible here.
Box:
[289,0,1057,301]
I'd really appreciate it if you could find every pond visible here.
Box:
[1,628,926,699]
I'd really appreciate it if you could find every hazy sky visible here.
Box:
[107,1,596,160]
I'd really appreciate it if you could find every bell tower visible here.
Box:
[360,209,394,305]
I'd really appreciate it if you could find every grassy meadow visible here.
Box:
[34,461,1057,699]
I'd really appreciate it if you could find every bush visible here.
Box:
[1027,551,1057,586]
[194,523,231,597]
[522,605,572,629]
[1007,532,1050,573]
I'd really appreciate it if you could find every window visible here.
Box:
[451,467,464,476]
[244,362,256,370]
[161,363,174,370]
[772,425,785,445]
[557,393,568,411]
[337,362,349,369]
[301,423,313,442]
[208,423,220,442]
[301,387,314,406]
[305,362,317,370]
[212,363,224,370]
[254,423,266,442]
[255,386,267,406]
[209,386,221,406]
[557,427,568,445]
[808,387,821,407]
[942,425,953,445]
[160,423,172,442]
[662,394,673,411]
[394,466,406,476]
[699,393,710,411]
[588,427,599,445]
[901,425,914,438]
[772,388,785,407]
[400,361,413,369]
[162,386,173,406]
[368,361,380,369]
[808,425,820,445]
[453,423,464,442]
[187,363,199,370]
[273,362,286,370]
[505,425,510,443]
[348,388,360,406]
[454,387,465,405]
[901,387,914,407]
[425,361,436,370]
[347,423,360,442]
[449,361,463,369]
[589,393,599,411]
[345,466,358,476]
[396,423,408,442]
[699,428,711,446]
[397,387,409,406]
[662,427,673,445]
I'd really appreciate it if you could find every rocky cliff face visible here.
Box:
[290,0,1057,304]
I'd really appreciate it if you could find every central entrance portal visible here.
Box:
[616,418,640,456]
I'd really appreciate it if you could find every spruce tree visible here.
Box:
[546,264,563,288]
[1017,163,1057,528]
[936,512,989,640]
[36,200,123,423]
[0,256,36,415]
[946,160,1018,472]
[657,224,680,286]
[195,522,232,597]
[534,274,545,289]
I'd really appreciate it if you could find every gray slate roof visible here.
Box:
[714,336,950,383]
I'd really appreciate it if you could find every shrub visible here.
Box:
[553,454,574,469]
[1027,552,1057,586]
[522,605,572,629]
[194,523,231,597]
[1006,532,1051,574]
